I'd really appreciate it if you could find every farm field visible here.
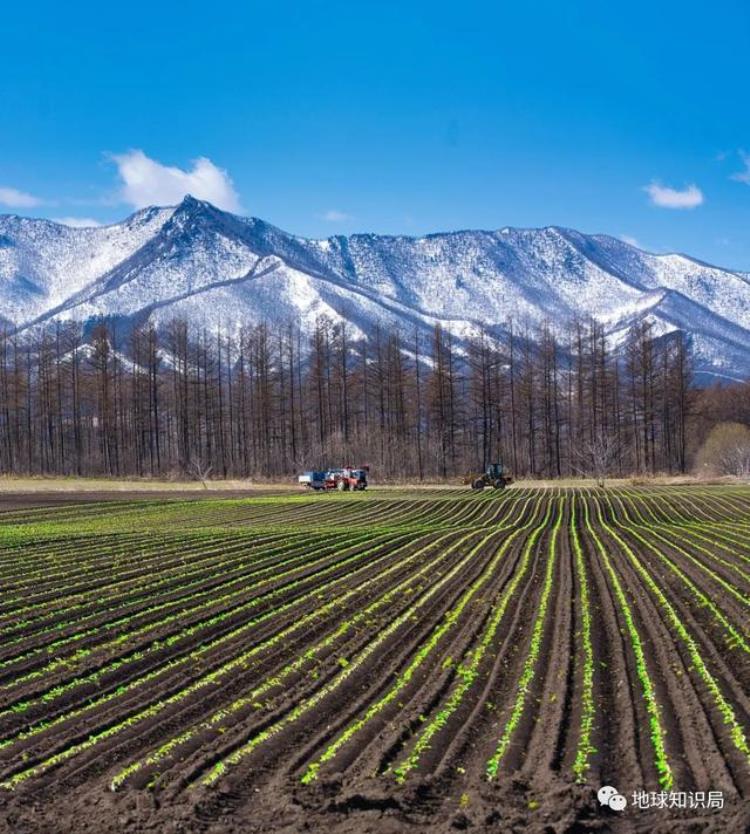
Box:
[0,487,748,833]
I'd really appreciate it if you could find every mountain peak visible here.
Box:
[171,194,220,216]
[177,193,208,208]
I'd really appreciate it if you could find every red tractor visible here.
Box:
[330,466,368,491]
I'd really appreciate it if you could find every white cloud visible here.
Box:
[730,151,750,185]
[110,150,241,211]
[53,217,103,228]
[322,209,351,222]
[620,234,640,248]
[0,186,43,208]
[644,181,704,209]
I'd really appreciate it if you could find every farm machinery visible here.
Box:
[463,462,513,491]
[298,466,369,492]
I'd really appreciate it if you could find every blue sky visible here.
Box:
[2,0,750,268]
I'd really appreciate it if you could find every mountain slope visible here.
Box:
[0,207,174,325]
[1,196,749,379]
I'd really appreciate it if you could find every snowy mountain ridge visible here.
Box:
[1,195,749,380]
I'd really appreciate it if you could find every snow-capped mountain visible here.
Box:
[1,195,749,379]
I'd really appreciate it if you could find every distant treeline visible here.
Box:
[0,317,746,480]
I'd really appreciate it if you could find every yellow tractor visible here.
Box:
[464,462,513,491]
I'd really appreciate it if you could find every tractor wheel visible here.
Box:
[493,479,506,490]
[471,478,486,491]
[337,479,349,491]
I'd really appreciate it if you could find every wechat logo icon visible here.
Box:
[598,786,627,812]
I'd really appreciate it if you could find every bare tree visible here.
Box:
[188,456,213,488]
[574,430,620,488]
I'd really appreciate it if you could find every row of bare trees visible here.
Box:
[0,315,708,480]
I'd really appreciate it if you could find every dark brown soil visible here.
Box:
[0,488,748,834]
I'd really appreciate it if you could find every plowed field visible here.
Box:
[0,487,748,833]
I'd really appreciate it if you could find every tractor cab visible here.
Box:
[486,462,506,480]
